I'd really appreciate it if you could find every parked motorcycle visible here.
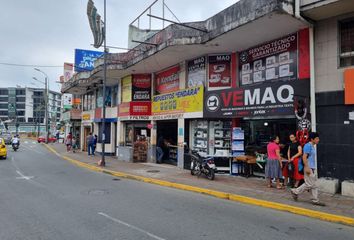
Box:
[12,143,19,152]
[185,143,216,180]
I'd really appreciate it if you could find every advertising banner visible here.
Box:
[74,49,103,72]
[63,93,73,110]
[63,63,73,82]
[132,74,151,101]
[187,56,206,88]
[155,65,180,94]
[239,33,298,86]
[152,86,204,119]
[208,54,232,88]
[118,102,151,120]
[121,75,132,103]
[204,80,309,118]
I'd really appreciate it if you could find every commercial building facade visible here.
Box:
[0,87,61,134]
[62,0,354,181]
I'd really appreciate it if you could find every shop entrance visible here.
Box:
[83,127,91,151]
[156,120,178,165]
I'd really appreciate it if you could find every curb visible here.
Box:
[44,144,354,227]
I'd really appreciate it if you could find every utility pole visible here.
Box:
[34,69,49,144]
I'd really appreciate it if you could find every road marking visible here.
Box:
[98,212,166,240]
[16,170,34,180]
[24,141,29,144]
[21,144,44,155]
[32,141,36,144]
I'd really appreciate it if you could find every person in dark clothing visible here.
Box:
[156,136,165,163]
[87,133,94,155]
[93,134,98,155]
[287,133,303,187]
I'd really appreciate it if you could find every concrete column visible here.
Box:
[177,118,184,169]
[179,62,186,90]
[149,120,157,163]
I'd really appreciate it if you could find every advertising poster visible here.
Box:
[239,33,298,86]
[74,49,103,72]
[63,63,73,82]
[132,74,151,101]
[208,54,232,88]
[63,93,73,110]
[121,75,132,103]
[187,56,206,88]
[155,65,180,94]
[152,86,204,117]
[204,80,309,118]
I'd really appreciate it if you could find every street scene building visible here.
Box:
[61,0,354,183]
[0,87,61,134]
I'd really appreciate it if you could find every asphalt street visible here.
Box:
[0,140,353,240]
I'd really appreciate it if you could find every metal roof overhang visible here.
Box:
[301,0,354,21]
[64,10,310,94]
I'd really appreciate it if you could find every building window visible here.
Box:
[0,97,7,102]
[17,111,25,116]
[0,110,8,115]
[16,89,26,95]
[16,104,25,109]
[16,97,26,102]
[0,103,7,109]
[340,18,354,67]
[98,122,111,144]
[0,89,8,95]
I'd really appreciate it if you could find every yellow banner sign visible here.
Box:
[121,75,132,103]
[152,86,204,115]
[82,113,91,121]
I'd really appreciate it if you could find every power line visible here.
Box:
[0,62,62,68]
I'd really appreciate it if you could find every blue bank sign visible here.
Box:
[74,49,103,72]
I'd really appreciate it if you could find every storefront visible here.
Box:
[202,30,311,171]
[152,85,204,167]
[81,111,94,151]
[117,74,152,162]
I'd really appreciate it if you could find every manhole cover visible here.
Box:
[112,178,121,181]
[87,189,109,196]
[146,170,160,173]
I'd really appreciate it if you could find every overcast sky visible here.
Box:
[0,0,237,92]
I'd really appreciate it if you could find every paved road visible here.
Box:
[0,140,353,240]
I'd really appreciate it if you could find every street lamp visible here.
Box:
[34,68,49,144]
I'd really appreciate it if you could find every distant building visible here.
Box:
[0,87,61,134]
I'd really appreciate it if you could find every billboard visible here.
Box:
[187,56,206,88]
[204,80,309,118]
[74,49,103,72]
[63,63,74,82]
[155,65,180,94]
[132,74,151,101]
[121,75,132,103]
[208,54,232,88]
[239,33,298,86]
[63,94,73,110]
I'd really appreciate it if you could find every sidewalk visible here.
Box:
[46,142,354,221]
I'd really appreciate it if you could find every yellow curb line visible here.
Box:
[43,144,354,226]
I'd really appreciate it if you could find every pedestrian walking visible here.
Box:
[265,135,283,189]
[291,132,325,206]
[286,133,303,188]
[65,132,72,152]
[55,130,60,143]
[156,135,165,163]
[72,137,77,153]
[93,134,98,155]
[87,132,94,156]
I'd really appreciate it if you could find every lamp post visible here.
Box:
[33,69,49,144]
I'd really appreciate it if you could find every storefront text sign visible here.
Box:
[204,80,309,118]
[82,113,91,121]
[121,75,132,102]
[74,49,103,72]
[155,65,180,94]
[239,33,298,86]
[152,86,204,117]
[208,54,231,88]
[132,74,151,101]
[187,56,206,88]
[118,102,151,118]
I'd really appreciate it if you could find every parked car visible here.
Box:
[0,138,7,159]
[37,136,57,143]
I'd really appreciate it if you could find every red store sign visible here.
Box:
[118,102,151,117]
[155,65,180,94]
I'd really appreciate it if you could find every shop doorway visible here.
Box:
[83,127,91,151]
[156,120,178,165]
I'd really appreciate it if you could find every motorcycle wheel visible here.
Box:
[206,168,215,180]
[191,159,200,176]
